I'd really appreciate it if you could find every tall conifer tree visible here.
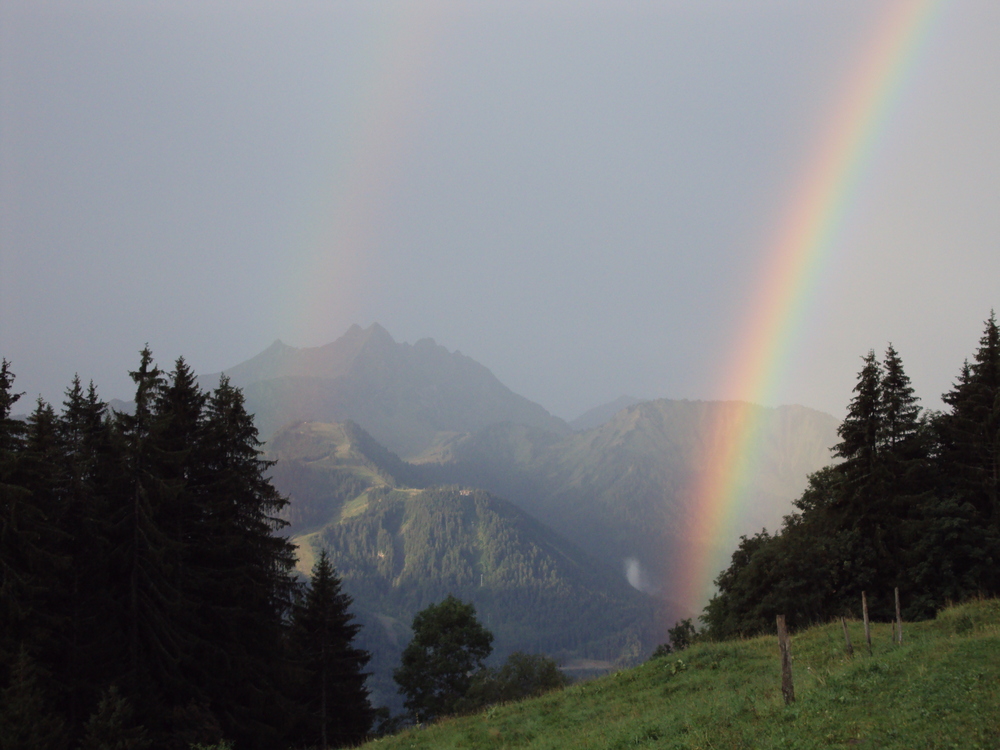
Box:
[941,313,1000,524]
[934,314,1000,596]
[291,550,373,749]
[193,376,297,748]
[107,347,185,711]
[55,377,111,726]
[833,350,884,520]
[152,358,206,604]
[0,361,31,678]
[19,400,73,712]
[880,344,922,455]
[835,351,882,472]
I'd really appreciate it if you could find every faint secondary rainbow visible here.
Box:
[674,0,947,615]
[287,5,450,344]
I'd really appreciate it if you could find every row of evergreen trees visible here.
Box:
[0,351,373,749]
[704,314,1000,637]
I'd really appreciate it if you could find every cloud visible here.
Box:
[624,557,659,595]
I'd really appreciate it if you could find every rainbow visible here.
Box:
[675,0,947,615]
[287,5,449,345]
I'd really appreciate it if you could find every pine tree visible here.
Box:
[880,344,922,455]
[56,377,113,726]
[152,358,207,620]
[876,344,929,592]
[19,399,75,714]
[933,313,1000,597]
[0,392,67,683]
[818,348,903,617]
[832,350,885,551]
[0,361,31,670]
[190,376,297,748]
[290,550,373,749]
[941,313,1000,525]
[106,347,185,710]
[0,648,67,750]
[834,350,883,481]
[78,686,150,750]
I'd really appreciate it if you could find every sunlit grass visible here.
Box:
[363,599,1000,749]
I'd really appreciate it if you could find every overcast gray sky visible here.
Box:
[2,0,998,421]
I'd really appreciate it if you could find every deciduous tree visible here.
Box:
[394,595,493,721]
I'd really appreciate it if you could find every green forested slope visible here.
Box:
[419,399,839,598]
[268,419,424,535]
[266,420,662,713]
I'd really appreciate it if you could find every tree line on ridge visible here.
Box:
[704,313,1000,638]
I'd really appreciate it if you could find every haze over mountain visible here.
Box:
[199,323,569,458]
[420,399,840,597]
[570,395,645,432]
[217,322,839,602]
[263,401,837,711]
[220,321,844,713]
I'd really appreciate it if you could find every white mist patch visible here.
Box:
[624,557,658,595]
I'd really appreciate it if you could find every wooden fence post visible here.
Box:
[776,615,795,705]
[895,587,903,645]
[862,591,872,656]
[841,616,854,658]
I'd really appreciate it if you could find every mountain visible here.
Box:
[267,419,426,535]
[266,420,668,713]
[420,399,840,599]
[201,323,569,458]
[569,395,645,431]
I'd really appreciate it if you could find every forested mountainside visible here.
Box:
[418,399,840,596]
[266,420,668,713]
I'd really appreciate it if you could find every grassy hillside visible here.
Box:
[363,599,1000,749]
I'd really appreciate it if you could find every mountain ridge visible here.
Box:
[198,323,570,457]
[569,395,645,431]
[419,397,840,597]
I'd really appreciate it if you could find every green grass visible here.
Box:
[362,599,1000,750]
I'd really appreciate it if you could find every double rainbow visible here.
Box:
[675,0,946,615]
[285,1,947,614]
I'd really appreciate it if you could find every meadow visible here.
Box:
[364,599,1000,750]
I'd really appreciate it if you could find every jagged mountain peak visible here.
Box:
[199,323,569,457]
